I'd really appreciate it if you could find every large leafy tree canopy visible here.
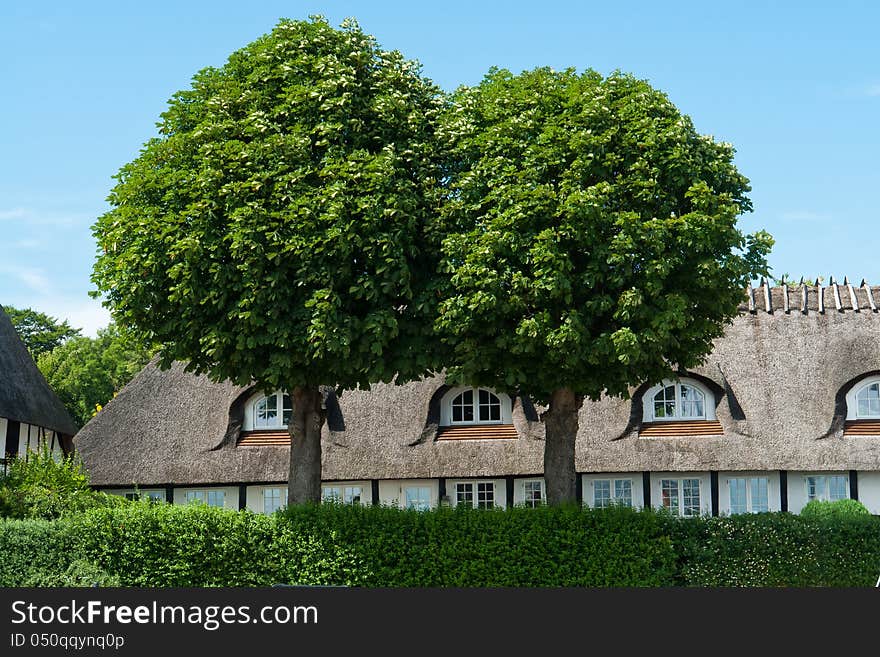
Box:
[91,17,447,392]
[3,306,81,359]
[36,323,154,428]
[437,68,773,403]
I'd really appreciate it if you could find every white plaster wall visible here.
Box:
[650,472,712,516]
[445,479,506,508]
[0,417,7,456]
[378,479,438,509]
[582,473,644,509]
[854,472,880,514]
[786,471,850,514]
[718,471,781,515]
[174,486,238,510]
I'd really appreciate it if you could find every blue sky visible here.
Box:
[1,1,878,335]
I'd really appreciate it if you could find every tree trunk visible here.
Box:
[542,387,583,506]
[288,385,326,506]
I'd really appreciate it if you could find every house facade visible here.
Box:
[74,280,880,515]
[0,305,76,471]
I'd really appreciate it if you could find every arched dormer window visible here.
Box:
[846,376,880,420]
[243,390,292,431]
[642,379,716,423]
[439,387,513,427]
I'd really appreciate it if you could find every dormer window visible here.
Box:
[644,379,713,422]
[243,390,292,431]
[854,380,880,418]
[439,387,513,426]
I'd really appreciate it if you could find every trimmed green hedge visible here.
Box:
[2,504,880,587]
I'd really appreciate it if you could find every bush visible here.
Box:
[0,446,125,519]
[0,518,79,586]
[800,498,870,519]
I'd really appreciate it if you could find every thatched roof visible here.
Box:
[0,305,77,435]
[75,281,880,486]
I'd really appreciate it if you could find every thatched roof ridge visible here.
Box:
[75,284,880,486]
[0,305,77,435]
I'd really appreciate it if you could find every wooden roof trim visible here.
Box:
[639,420,723,437]
[843,420,880,436]
[437,425,518,441]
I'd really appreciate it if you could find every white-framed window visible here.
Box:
[185,490,225,508]
[439,387,513,426]
[591,478,633,508]
[453,481,496,509]
[523,480,544,508]
[321,485,363,505]
[243,390,292,431]
[642,379,715,423]
[728,477,770,514]
[263,488,284,514]
[405,486,431,511]
[806,475,848,502]
[660,479,701,517]
[847,377,880,419]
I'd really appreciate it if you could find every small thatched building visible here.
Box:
[0,305,76,469]
[75,280,880,514]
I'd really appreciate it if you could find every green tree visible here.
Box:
[3,305,81,358]
[91,17,447,503]
[36,323,153,427]
[437,68,773,505]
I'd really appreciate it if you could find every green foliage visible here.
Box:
[3,305,81,359]
[673,512,880,586]
[36,322,154,427]
[0,446,125,519]
[0,519,79,586]
[4,504,880,587]
[71,503,368,587]
[800,498,870,519]
[282,503,678,586]
[436,68,773,402]
[91,16,447,392]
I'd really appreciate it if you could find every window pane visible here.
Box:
[654,385,677,419]
[614,479,633,507]
[682,479,700,516]
[206,491,225,508]
[455,482,474,507]
[405,487,430,511]
[829,475,847,501]
[660,479,679,515]
[255,395,278,428]
[263,488,283,514]
[282,394,292,426]
[452,391,474,423]
[322,486,341,503]
[186,491,205,504]
[477,482,494,509]
[857,383,880,417]
[729,478,747,514]
[524,481,543,508]
[750,478,769,512]
[807,476,824,501]
[594,480,611,508]
[680,385,705,418]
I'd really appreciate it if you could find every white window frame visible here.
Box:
[727,476,770,514]
[404,486,432,511]
[452,481,497,509]
[243,390,292,431]
[846,376,880,420]
[439,386,513,426]
[185,489,226,508]
[659,478,702,517]
[642,378,715,423]
[590,478,634,508]
[522,480,545,508]
[263,487,284,514]
[805,474,849,502]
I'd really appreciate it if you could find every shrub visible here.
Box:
[800,498,870,519]
[0,446,125,519]
[0,518,79,586]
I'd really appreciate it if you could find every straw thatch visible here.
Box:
[75,282,880,487]
[0,305,76,436]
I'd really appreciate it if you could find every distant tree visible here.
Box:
[437,68,773,505]
[90,17,447,504]
[36,324,153,428]
[3,305,81,358]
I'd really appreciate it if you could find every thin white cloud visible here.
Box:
[0,207,28,220]
[0,265,53,295]
[864,84,880,97]
[780,210,831,222]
